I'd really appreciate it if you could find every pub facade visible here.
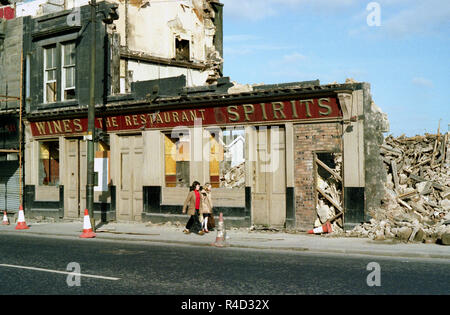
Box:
[18,0,388,230]
[25,78,387,230]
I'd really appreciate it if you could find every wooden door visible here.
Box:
[64,139,87,218]
[252,126,286,227]
[117,134,143,221]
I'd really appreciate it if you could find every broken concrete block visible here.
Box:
[399,173,408,185]
[441,233,450,245]
[316,200,333,224]
[397,227,413,241]
[416,181,432,195]
[440,199,450,211]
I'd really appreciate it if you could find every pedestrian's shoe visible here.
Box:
[203,229,209,233]
[198,230,205,235]
[183,229,190,234]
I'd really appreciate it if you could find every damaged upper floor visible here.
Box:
[0,0,223,94]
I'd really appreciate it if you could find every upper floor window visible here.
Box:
[44,45,57,103]
[43,42,76,103]
[62,42,76,101]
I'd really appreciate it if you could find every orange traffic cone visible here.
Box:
[15,205,29,230]
[79,209,96,238]
[308,221,332,234]
[212,212,227,247]
[2,211,9,225]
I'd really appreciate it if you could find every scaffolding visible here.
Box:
[0,51,23,206]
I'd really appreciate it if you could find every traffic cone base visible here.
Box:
[80,229,96,238]
[308,221,332,234]
[212,212,227,247]
[15,206,29,230]
[79,209,96,238]
[2,211,9,225]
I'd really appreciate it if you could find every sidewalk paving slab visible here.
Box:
[0,220,449,260]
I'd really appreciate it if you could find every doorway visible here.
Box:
[117,134,143,221]
[251,126,286,227]
[64,138,86,218]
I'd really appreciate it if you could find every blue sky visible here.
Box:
[221,0,450,136]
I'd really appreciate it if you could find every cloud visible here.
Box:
[350,0,450,38]
[222,0,360,21]
[382,0,450,37]
[224,44,295,56]
[224,34,262,43]
[412,77,433,88]
[281,52,306,63]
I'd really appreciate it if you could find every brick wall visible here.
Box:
[294,122,342,230]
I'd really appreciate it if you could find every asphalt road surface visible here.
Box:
[0,233,449,296]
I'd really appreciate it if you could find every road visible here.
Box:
[0,233,449,296]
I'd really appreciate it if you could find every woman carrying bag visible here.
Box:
[182,181,204,235]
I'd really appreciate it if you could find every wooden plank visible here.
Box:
[411,157,431,169]
[317,186,343,212]
[398,190,418,200]
[0,149,19,153]
[328,211,343,223]
[391,160,400,192]
[397,198,412,210]
[430,122,440,166]
[409,174,444,191]
[315,158,342,182]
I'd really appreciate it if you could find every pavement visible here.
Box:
[1,218,449,260]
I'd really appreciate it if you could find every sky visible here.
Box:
[220,0,450,137]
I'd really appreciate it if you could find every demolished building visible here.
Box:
[1,0,403,233]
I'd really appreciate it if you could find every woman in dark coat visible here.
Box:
[182,181,204,235]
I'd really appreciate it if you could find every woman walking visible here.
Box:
[182,181,204,235]
[200,183,213,233]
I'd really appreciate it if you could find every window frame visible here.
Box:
[38,140,60,187]
[61,42,76,101]
[43,45,57,104]
[43,41,76,104]
[207,126,246,189]
[163,131,190,188]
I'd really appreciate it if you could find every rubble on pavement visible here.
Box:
[346,131,450,244]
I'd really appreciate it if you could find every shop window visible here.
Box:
[209,127,245,188]
[164,132,190,187]
[39,140,60,186]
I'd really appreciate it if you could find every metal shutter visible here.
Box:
[0,161,21,212]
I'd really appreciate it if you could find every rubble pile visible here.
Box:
[315,154,344,232]
[347,132,450,243]
[220,162,245,189]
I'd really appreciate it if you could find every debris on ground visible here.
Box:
[346,131,450,244]
[314,153,344,234]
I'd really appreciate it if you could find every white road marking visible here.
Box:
[0,264,120,281]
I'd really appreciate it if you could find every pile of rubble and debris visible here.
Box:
[219,162,245,189]
[314,153,344,233]
[346,131,450,243]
